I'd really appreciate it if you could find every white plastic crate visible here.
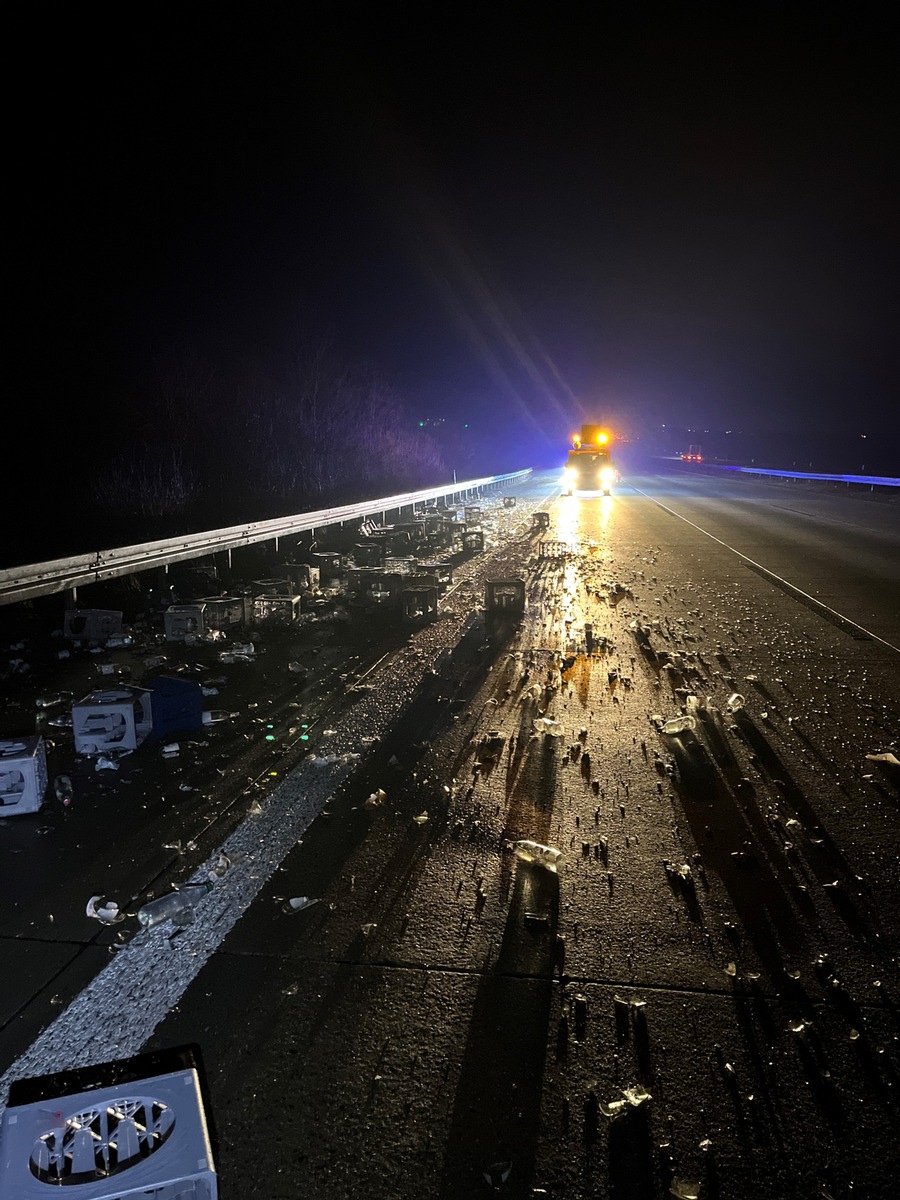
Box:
[252,594,301,625]
[164,605,208,642]
[0,736,48,816]
[0,1052,217,1199]
[73,688,153,755]
[285,564,320,590]
[195,596,247,628]
[64,609,124,642]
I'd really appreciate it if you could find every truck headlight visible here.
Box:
[600,467,615,483]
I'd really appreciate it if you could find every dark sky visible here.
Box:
[13,6,899,476]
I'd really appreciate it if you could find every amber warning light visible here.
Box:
[573,425,611,448]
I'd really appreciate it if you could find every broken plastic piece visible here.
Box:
[202,709,236,724]
[600,1084,652,1121]
[533,716,564,736]
[283,896,321,914]
[726,693,745,712]
[670,1179,701,1200]
[614,993,647,1013]
[94,755,120,771]
[209,852,231,880]
[413,811,429,824]
[85,895,125,925]
[665,861,693,884]
[513,839,564,870]
[865,751,899,767]
[621,1084,652,1107]
[524,911,550,929]
[35,692,72,710]
[483,1161,512,1188]
[365,789,386,808]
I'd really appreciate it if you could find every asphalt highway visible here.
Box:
[1,464,898,1199]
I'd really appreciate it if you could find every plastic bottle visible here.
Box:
[35,692,72,710]
[137,883,212,929]
[513,839,564,869]
[661,715,696,735]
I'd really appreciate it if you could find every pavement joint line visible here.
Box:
[186,953,893,1009]
[635,488,900,655]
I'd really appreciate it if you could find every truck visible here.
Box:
[562,425,620,495]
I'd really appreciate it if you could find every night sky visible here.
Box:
[11,6,899,519]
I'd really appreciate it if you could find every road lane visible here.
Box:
[2,471,898,1198]
[632,468,900,648]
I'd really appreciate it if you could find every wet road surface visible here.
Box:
[1,465,898,1199]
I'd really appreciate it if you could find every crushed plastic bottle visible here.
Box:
[661,715,696,735]
[600,1084,652,1120]
[513,840,564,870]
[53,775,73,806]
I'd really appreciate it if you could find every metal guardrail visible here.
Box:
[0,470,532,607]
[719,465,900,487]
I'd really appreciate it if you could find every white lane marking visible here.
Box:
[634,489,900,656]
